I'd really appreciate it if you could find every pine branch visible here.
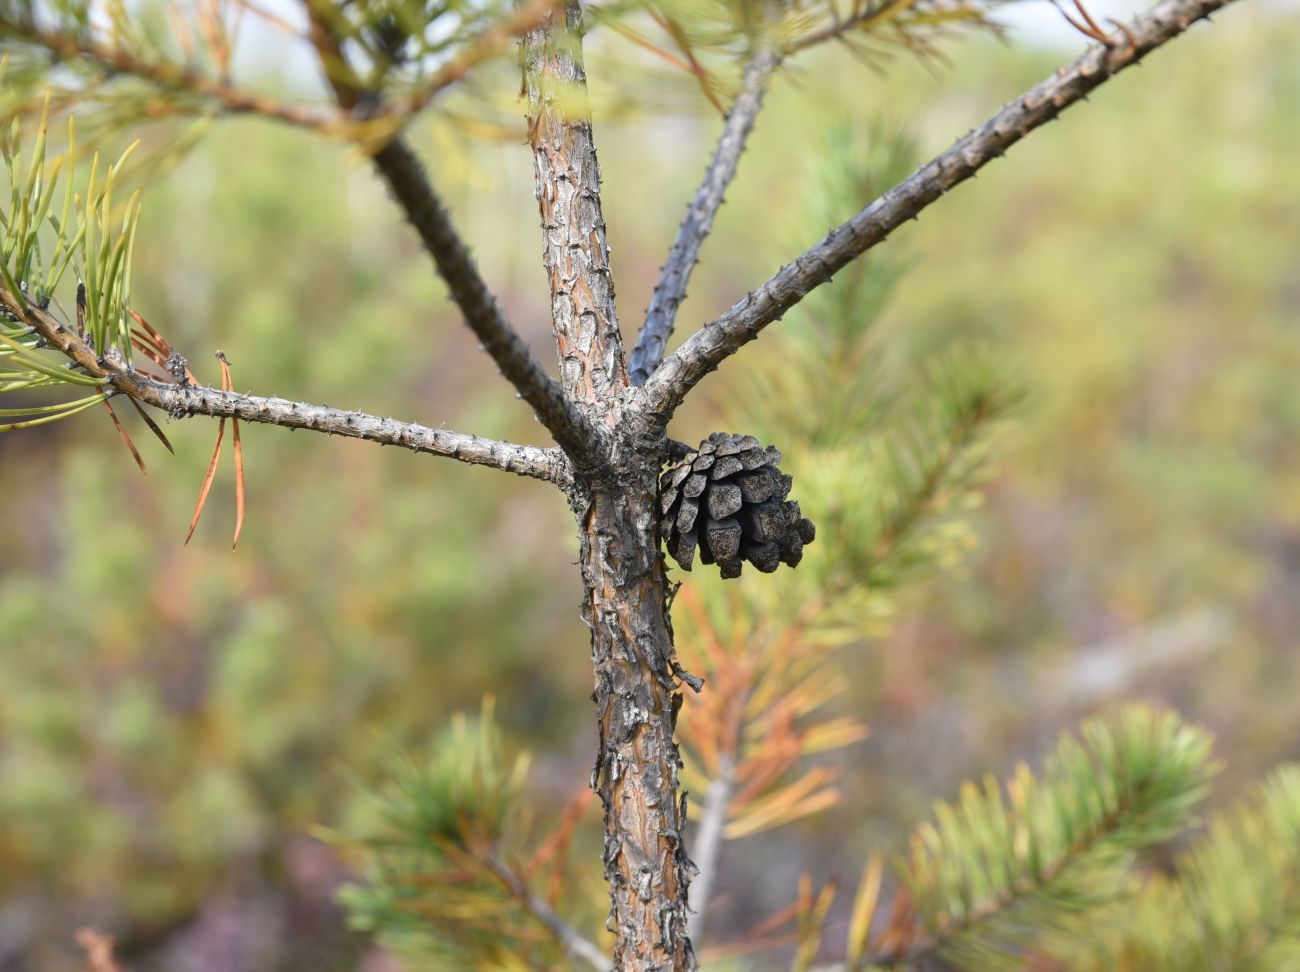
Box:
[783,0,1003,55]
[484,855,608,971]
[1053,765,1300,971]
[143,378,571,484]
[883,707,1217,970]
[858,365,1008,586]
[628,46,780,387]
[369,137,606,471]
[381,0,565,126]
[3,288,572,485]
[638,0,1239,419]
[0,12,342,132]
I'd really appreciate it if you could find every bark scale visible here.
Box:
[522,5,696,969]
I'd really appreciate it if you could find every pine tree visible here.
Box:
[0,0,1255,969]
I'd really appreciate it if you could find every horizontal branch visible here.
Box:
[135,378,571,484]
[370,137,607,471]
[639,0,1238,419]
[1,290,571,486]
[628,47,780,387]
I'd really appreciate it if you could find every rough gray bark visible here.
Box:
[628,48,780,386]
[638,0,1235,419]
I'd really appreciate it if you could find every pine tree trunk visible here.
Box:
[573,459,696,971]
[522,4,697,967]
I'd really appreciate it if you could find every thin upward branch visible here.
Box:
[639,0,1239,419]
[3,290,572,486]
[369,137,606,471]
[628,47,780,386]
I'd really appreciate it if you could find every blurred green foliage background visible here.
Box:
[1,2,1297,968]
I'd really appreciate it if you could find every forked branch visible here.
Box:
[628,47,781,386]
[370,137,606,470]
[294,5,607,469]
[639,0,1239,419]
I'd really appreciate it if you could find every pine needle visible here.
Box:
[184,416,224,545]
[217,350,244,548]
[100,395,146,474]
[128,396,173,454]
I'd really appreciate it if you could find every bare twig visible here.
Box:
[369,137,605,471]
[147,378,571,484]
[292,7,609,469]
[628,48,781,386]
[1,289,573,486]
[639,0,1238,419]
[484,855,608,972]
[299,4,605,467]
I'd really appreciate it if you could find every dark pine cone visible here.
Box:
[659,432,816,579]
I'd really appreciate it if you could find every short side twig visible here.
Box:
[628,47,780,387]
[639,0,1238,419]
